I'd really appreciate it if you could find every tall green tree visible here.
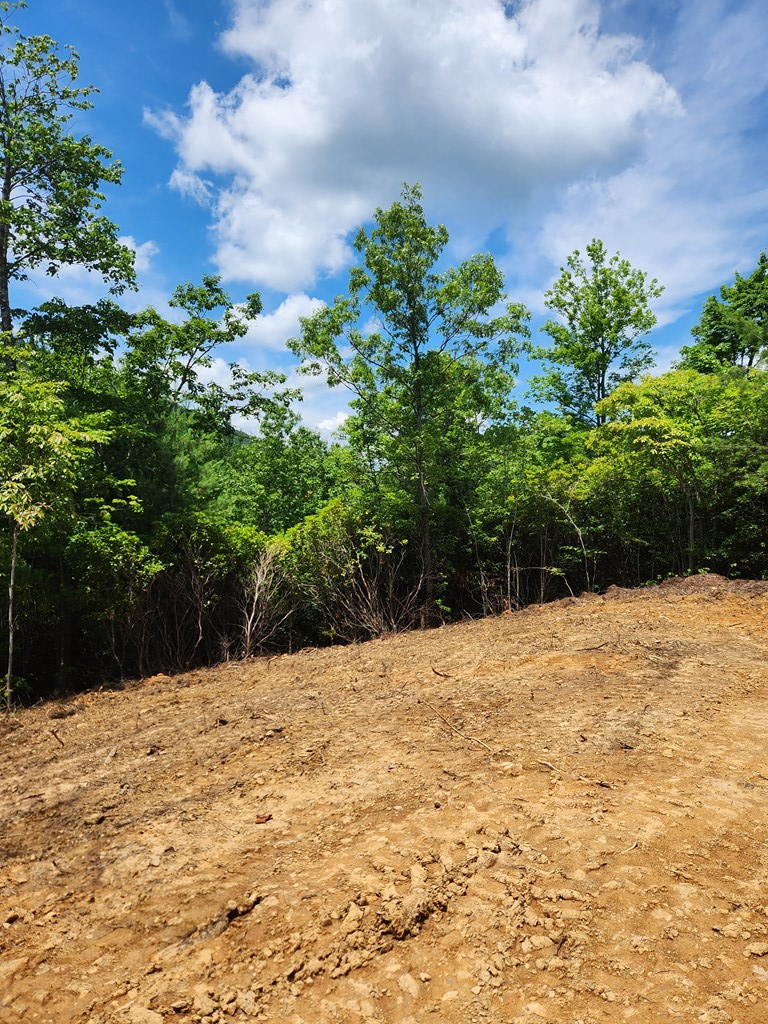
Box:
[0,349,109,704]
[678,253,768,372]
[592,367,768,576]
[0,2,135,337]
[534,239,662,425]
[290,184,530,625]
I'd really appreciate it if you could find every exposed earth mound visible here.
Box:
[3,574,768,1023]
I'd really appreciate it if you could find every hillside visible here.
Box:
[3,575,768,1024]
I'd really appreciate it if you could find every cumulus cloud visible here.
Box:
[316,410,349,435]
[149,0,679,291]
[14,235,160,312]
[242,292,326,352]
[286,369,352,435]
[120,236,160,275]
[533,0,768,322]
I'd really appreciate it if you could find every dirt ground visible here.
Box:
[3,575,768,1024]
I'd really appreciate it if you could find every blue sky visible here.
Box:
[14,0,768,432]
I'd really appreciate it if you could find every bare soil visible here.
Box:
[3,575,768,1024]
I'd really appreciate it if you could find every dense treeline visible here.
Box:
[2,12,767,703]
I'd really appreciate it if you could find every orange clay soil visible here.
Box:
[3,574,768,1024]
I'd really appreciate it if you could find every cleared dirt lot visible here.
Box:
[3,574,768,1023]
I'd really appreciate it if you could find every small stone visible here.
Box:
[745,942,768,957]
[341,902,364,933]
[193,993,218,1015]
[236,990,260,1017]
[127,1009,164,1024]
[398,973,420,999]
[410,864,427,888]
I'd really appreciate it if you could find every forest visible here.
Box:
[2,9,767,705]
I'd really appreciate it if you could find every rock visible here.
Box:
[398,973,420,999]
[127,1009,164,1024]
[236,990,260,1016]
[521,935,553,953]
[410,864,427,888]
[342,902,364,932]
[193,992,218,1015]
[745,942,768,957]
[0,956,27,981]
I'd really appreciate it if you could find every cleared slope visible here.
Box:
[2,575,768,1024]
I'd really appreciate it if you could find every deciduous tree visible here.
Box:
[290,184,529,625]
[534,239,662,425]
[0,2,135,338]
[678,253,768,372]
[0,350,109,704]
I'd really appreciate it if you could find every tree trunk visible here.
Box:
[686,487,696,574]
[0,150,13,339]
[5,521,18,707]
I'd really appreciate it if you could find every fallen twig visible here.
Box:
[50,729,65,747]
[537,759,559,771]
[620,840,639,855]
[421,699,495,753]
[431,666,451,678]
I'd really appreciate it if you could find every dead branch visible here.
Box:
[421,699,495,753]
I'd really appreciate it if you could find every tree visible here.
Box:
[678,253,768,372]
[0,350,109,705]
[204,404,339,535]
[123,275,287,424]
[0,2,135,337]
[592,368,768,576]
[290,184,529,625]
[534,239,662,426]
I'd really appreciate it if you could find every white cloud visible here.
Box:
[16,234,159,311]
[163,0,192,40]
[167,168,213,205]
[533,0,768,323]
[316,410,349,434]
[195,355,236,389]
[119,236,160,275]
[150,0,679,291]
[192,351,350,436]
[283,365,353,434]
[242,292,325,352]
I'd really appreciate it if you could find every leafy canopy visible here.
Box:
[0,1,135,333]
[534,238,662,426]
[679,253,768,372]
